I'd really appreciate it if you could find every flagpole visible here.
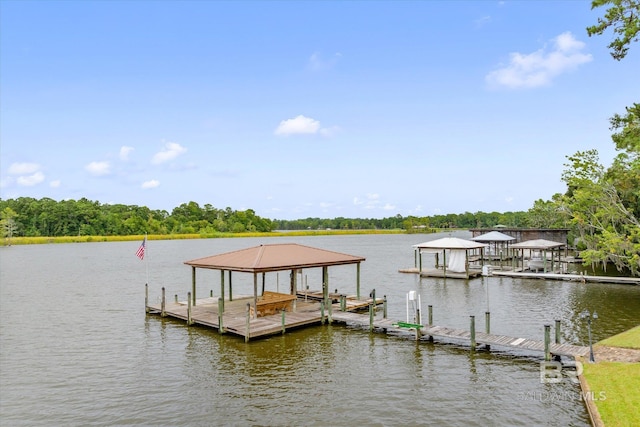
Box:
[144,233,149,286]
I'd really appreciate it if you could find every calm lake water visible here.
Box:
[1,232,639,426]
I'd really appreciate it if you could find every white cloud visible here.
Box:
[486,31,592,89]
[354,193,386,210]
[383,203,396,211]
[8,162,40,175]
[308,51,342,71]
[152,142,187,164]
[49,180,61,188]
[141,179,160,189]
[120,146,134,161]
[85,161,111,176]
[475,16,491,28]
[17,172,45,186]
[274,115,321,136]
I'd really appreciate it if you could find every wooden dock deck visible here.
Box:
[147,293,384,341]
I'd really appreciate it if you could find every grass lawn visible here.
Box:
[582,362,640,427]
[596,325,640,349]
[581,326,640,426]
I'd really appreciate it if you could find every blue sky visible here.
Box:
[1,1,638,220]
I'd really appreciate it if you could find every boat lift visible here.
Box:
[393,291,423,338]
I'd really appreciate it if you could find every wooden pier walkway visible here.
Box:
[330,312,590,358]
[399,267,640,285]
[490,270,640,285]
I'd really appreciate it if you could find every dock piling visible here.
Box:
[544,325,551,361]
[428,305,433,326]
[470,315,476,351]
[485,311,491,350]
[161,287,166,317]
[145,283,149,313]
[369,303,374,331]
[383,295,387,319]
[218,297,225,334]
[245,303,251,342]
[187,292,193,325]
[281,310,286,334]
[555,320,561,344]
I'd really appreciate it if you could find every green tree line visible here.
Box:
[0,198,274,237]
[1,197,536,238]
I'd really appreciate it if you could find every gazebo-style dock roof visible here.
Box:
[510,239,566,273]
[183,243,366,318]
[185,243,366,272]
[413,237,486,279]
[470,230,516,263]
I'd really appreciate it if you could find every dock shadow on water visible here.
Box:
[2,233,638,426]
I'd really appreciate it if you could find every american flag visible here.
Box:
[136,236,146,260]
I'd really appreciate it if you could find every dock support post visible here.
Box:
[187,292,193,325]
[470,315,476,351]
[245,303,251,343]
[220,271,225,312]
[218,297,225,334]
[210,290,213,298]
[145,283,149,313]
[428,305,433,326]
[369,303,374,331]
[161,287,166,317]
[370,288,376,309]
[356,263,361,300]
[485,312,490,334]
[555,320,561,344]
[281,310,286,334]
[383,295,387,319]
[175,294,178,303]
[327,299,333,325]
[544,324,551,361]
[320,301,325,325]
[191,267,196,306]
[340,295,346,311]
[485,311,491,350]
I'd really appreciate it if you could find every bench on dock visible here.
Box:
[255,291,297,317]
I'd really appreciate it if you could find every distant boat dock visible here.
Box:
[399,267,640,285]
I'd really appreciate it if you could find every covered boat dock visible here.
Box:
[146,243,384,340]
[510,239,566,273]
[410,237,486,279]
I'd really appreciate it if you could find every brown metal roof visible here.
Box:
[184,243,366,273]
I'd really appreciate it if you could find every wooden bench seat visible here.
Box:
[255,291,297,317]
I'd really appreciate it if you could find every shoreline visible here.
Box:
[578,326,640,427]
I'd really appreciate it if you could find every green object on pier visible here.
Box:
[393,321,423,329]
